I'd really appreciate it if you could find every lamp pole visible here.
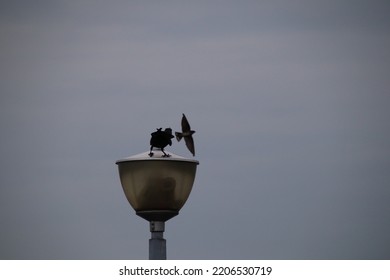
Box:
[149,221,166,260]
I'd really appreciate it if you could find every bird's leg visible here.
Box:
[149,146,154,157]
[161,148,170,157]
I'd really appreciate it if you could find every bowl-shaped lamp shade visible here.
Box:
[116,151,198,219]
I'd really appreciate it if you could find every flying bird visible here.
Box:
[175,114,195,156]
[149,128,174,157]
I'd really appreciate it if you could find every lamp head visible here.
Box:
[116,150,199,222]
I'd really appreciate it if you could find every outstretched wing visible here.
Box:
[184,136,195,156]
[181,113,191,132]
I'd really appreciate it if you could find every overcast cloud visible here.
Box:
[1,0,390,259]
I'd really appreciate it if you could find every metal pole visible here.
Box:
[149,221,166,260]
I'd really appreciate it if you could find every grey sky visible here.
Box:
[1,0,390,259]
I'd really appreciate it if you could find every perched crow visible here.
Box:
[175,114,195,156]
[149,128,174,157]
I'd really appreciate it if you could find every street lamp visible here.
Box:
[116,149,199,259]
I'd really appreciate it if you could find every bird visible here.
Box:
[149,127,174,157]
[175,113,195,156]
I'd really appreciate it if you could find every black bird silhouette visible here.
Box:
[149,128,174,157]
[175,114,195,156]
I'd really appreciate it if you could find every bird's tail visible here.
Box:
[175,132,183,142]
